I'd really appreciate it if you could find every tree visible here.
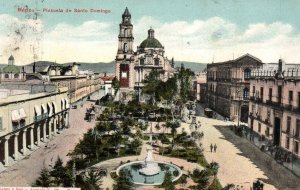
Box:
[177,64,195,103]
[161,171,175,190]
[82,170,103,190]
[113,169,134,190]
[112,77,120,96]
[142,70,164,104]
[50,156,72,187]
[35,167,52,187]
[192,169,210,189]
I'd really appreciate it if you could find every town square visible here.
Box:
[0,1,300,190]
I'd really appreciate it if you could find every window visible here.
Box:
[287,116,291,134]
[123,43,128,53]
[12,121,19,131]
[14,74,19,78]
[4,74,9,78]
[244,68,251,79]
[260,87,264,100]
[154,58,159,66]
[0,117,2,130]
[258,123,261,133]
[286,137,290,149]
[20,119,25,128]
[243,88,249,99]
[295,142,299,154]
[298,92,300,108]
[269,88,272,101]
[121,72,127,78]
[266,127,270,137]
[124,28,128,37]
[296,119,300,138]
[289,91,293,103]
[278,86,282,104]
[140,58,144,65]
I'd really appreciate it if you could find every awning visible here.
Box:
[41,104,47,114]
[19,108,27,119]
[65,98,70,109]
[34,105,41,116]
[48,102,53,117]
[11,110,21,122]
[61,99,65,110]
[52,101,58,113]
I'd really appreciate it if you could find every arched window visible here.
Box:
[243,87,249,99]
[14,74,19,79]
[123,43,128,53]
[244,68,251,80]
[124,29,128,37]
[154,59,159,66]
[4,74,9,78]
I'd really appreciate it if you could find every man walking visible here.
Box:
[210,144,213,152]
[214,144,217,152]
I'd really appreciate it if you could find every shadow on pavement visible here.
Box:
[214,125,300,190]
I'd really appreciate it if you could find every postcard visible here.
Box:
[0,0,299,190]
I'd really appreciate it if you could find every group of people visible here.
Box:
[210,143,217,153]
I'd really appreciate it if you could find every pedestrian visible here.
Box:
[210,144,213,152]
[214,144,217,152]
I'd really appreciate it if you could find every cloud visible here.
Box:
[1,14,300,65]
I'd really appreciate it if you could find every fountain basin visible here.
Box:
[116,160,183,186]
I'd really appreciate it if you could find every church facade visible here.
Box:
[115,8,175,93]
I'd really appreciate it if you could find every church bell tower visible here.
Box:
[115,7,134,88]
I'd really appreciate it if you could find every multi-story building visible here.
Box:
[248,59,300,157]
[194,70,207,101]
[0,83,70,166]
[206,54,263,122]
[115,8,175,96]
[25,62,102,103]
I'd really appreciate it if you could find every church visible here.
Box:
[115,8,175,94]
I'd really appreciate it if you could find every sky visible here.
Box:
[0,0,300,65]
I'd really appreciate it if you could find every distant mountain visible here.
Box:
[0,60,207,74]
[174,61,207,72]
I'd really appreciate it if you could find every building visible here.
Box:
[194,70,207,101]
[99,76,115,95]
[248,59,300,157]
[115,8,175,97]
[0,83,70,166]
[25,62,102,103]
[0,55,26,83]
[206,54,263,122]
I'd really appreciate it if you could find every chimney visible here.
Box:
[278,59,283,73]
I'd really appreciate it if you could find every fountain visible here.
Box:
[139,149,160,176]
[116,147,183,185]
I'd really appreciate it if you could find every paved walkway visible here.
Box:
[196,103,300,190]
[0,93,100,186]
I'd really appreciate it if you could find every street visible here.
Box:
[196,103,300,190]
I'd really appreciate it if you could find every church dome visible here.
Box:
[139,28,163,49]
